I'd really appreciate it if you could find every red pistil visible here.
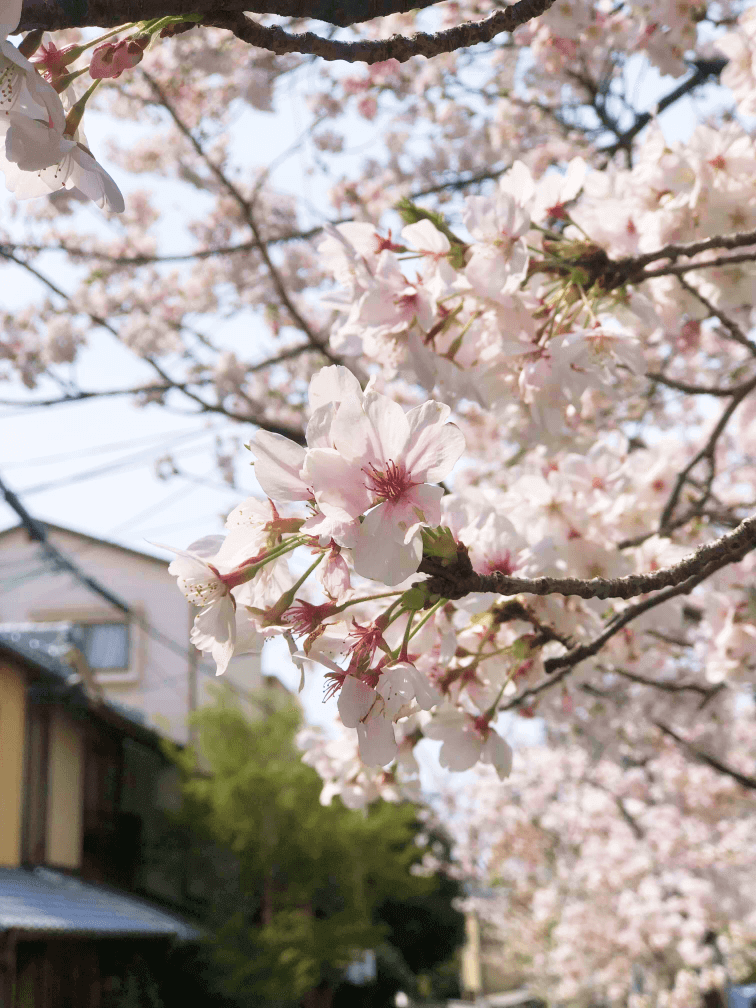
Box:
[362,460,416,503]
[323,670,347,701]
[284,600,339,635]
[472,714,491,737]
[347,620,388,669]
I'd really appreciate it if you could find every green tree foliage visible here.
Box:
[169,685,464,1007]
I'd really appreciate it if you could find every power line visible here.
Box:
[2,424,222,471]
[16,428,218,497]
[0,473,130,614]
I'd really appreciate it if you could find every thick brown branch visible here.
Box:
[18,0,440,32]
[541,562,730,675]
[206,0,557,64]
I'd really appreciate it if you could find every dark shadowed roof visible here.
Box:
[0,866,201,940]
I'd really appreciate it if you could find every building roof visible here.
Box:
[0,867,202,941]
[0,521,169,566]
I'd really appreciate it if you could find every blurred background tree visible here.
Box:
[163,685,464,1008]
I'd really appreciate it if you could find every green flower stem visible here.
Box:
[231,536,308,587]
[63,78,100,138]
[392,608,418,661]
[333,591,402,613]
[407,597,446,641]
[266,553,325,623]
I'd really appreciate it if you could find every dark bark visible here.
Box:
[18,0,448,31]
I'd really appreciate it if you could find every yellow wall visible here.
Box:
[0,662,26,867]
[46,709,83,869]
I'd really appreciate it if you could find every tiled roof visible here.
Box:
[0,867,202,941]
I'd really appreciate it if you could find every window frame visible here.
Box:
[28,607,146,685]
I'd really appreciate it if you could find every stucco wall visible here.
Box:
[0,661,25,867]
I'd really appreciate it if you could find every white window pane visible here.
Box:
[83,623,129,668]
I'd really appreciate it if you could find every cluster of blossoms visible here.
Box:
[318,119,756,454]
[162,360,756,801]
[0,0,198,210]
[442,723,756,1007]
[164,365,520,778]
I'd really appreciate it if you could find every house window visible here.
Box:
[80,623,129,670]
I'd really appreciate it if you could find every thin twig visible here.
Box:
[676,274,756,356]
[658,376,756,532]
[655,721,756,790]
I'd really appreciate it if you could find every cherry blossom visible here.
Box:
[6,0,756,841]
[423,707,513,778]
[337,674,398,767]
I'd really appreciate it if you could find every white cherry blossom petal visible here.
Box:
[352,508,423,585]
[250,430,310,501]
[338,674,379,728]
[308,364,363,412]
[356,714,398,767]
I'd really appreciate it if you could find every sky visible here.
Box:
[0,27,732,725]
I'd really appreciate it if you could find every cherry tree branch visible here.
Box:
[615,667,723,703]
[0,223,337,266]
[419,511,756,603]
[540,563,726,676]
[654,722,756,790]
[629,225,756,271]
[0,247,309,441]
[657,376,756,532]
[141,69,344,370]
[675,274,756,356]
[638,249,756,281]
[495,562,720,713]
[18,0,441,32]
[645,372,756,397]
[586,779,645,839]
[599,58,727,159]
[206,0,557,65]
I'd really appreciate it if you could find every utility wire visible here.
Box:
[17,428,217,497]
[0,473,130,615]
[2,424,221,471]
